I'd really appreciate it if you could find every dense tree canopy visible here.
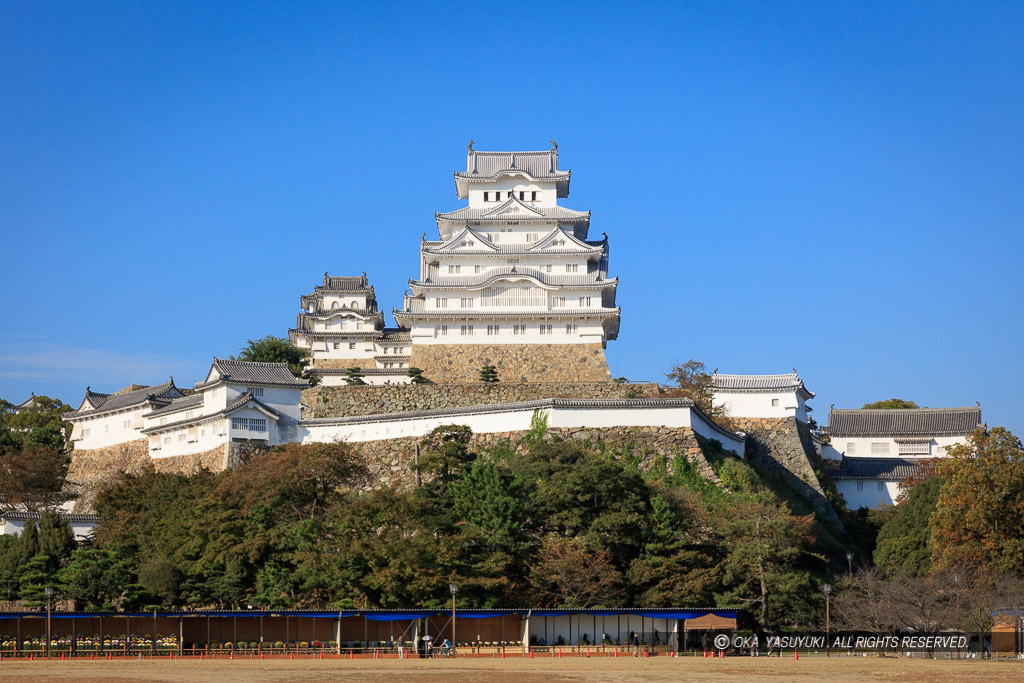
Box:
[861,398,920,409]
[234,335,313,382]
[2,424,831,627]
[930,427,1024,574]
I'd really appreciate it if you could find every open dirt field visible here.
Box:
[1,655,1023,683]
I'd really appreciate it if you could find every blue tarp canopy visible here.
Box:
[363,611,436,622]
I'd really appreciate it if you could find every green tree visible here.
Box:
[417,425,476,489]
[18,553,53,607]
[873,476,943,576]
[59,547,139,611]
[862,398,920,409]
[715,496,816,628]
[930,427,1024,574]
[0,395,73,450]
[478,365,499,383]
[344,367,366,386]
[627,491,720,606]
[235,335,313,382]
[407,367,429,384]
[139,557,184,607]
[37,509,75,571]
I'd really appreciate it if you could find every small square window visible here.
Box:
[856,481,864,491]
[877,481,885,491]
[771,398,779,407]
[349,343,356,350]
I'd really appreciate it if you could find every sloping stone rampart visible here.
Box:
[408,343,612,383]
[730,416,844,530]
[302,381,660,419]
[346,425,721,491]
[65,441,229,513]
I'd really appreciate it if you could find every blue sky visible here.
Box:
[1,1,1021,433]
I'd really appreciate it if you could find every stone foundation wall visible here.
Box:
[346,425,721,491]
[65,441,231,513]
[302,381,661,419]
[65,439,151,513]
[730,417,843,529]
[408,343,612,383]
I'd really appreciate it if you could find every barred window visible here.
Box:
[871,442,890,455]
[539,324,552,335]
[232,417,267,432]
[251,387,264,397]
[846,442,856,455]
[898,441,930,455]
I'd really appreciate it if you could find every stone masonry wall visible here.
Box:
[730,417,844,530]
[65,441,230,513]
[346,425,722,492]
[408,343,612,383]
[302,381,661,419]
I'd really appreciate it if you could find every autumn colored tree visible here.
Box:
[528,535,623,607]
[0,445,71,510]
[930,427,1024,574]
[664,359,729,425]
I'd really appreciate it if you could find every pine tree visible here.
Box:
[407,367,429,384]
[345,367,366,386]
[478,365,499,383]
[38,510,74,571]
[18,554,52,608]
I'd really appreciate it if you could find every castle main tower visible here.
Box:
[396,143,620,382]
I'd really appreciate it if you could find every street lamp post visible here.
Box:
[449,583,459,647]
[823,583,832,658]
[45,586,54,659]
[846,552,854,582]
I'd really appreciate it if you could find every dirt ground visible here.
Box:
[1,655,1023,683]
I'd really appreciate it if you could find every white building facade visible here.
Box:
[301,398,746,456]
[824,405,983,509]
[64,381,185,450]
[711,371,815,422]
[141,359,308,459]
[288,273,413,385]
[394,145,620,364]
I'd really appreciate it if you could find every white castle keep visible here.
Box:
[290,142,620,384]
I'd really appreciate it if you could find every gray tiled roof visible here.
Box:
[379,329,412,343]
[302,398,696,426]
[2,511,100,523]
[320,273,371,291]
[144,392,204,418]
[394,306,621,321]
[410,268,618,290]
[826,407,982,437]
[713,372,803,390]
[712,371,814,399]
[65,381,182,419]
[436,204,589,225]
[830,457,925,480]
[141,391,281,435]
[199,359,309,388]
[457,150,567,180]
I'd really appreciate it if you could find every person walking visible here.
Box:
[632,631,640,657]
